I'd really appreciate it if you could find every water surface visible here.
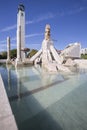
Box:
[0,64,87,130]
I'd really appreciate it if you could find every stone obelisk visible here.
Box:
[16,4,25,66]
[17,26,21,62]
[6,36,11,64]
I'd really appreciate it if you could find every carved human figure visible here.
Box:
[42,24,53,65]
[45,24,50,40]
[30,24,70,72]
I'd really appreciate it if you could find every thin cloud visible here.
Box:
[66,6,87,15]
[0,12,55,32]
[26,43,41,50]
[1,24,16,32]
[34,13,55,22]
[0,13,56,33]
[26,12,55,25]
[0,33,43,44]
[0,6,87,33]
[0,44,7,52]
[0,48,6,52]
[0,40,6,43]
[0,37,16,44]
[0,43,17,52]
[25,33,43,38]
[26,20,34,25]
[11,37,16,41]
[0,44,6,47]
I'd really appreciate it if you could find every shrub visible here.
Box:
[81,54,87,59]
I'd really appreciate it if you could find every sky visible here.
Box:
[0,0,87,52]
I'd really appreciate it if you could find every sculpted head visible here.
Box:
[45,24,50,40]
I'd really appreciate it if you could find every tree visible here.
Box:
[0,54,3,59]
[81,54,87,59]
[10,49,17,58]
[28,49,38,58]
[1,51,7,59]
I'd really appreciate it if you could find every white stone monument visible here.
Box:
[61,42,81,59]
[30,24,70,72]
[16,4,25,66]
[6,37,11,64]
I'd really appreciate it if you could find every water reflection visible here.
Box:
[15,67,22,100]
[6,64,11,91]
[6,64,87,102]
[7,65,67,102]
[32,64,65,86]
[1,64,87,130]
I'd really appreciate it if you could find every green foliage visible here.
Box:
[0,54,3,59]
[81,54,87,59]
[0,48,38,59]
[10,49,17,58]
[0,49,17,59]
[1,51,7,59]
[28,49,38,58]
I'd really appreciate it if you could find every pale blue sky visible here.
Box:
[0,0,87,52]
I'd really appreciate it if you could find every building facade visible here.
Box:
[81,48,87,54]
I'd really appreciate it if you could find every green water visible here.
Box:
[0,64,87,130]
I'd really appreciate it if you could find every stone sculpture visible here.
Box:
[44,24,50,40]
[30,24,70,73]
